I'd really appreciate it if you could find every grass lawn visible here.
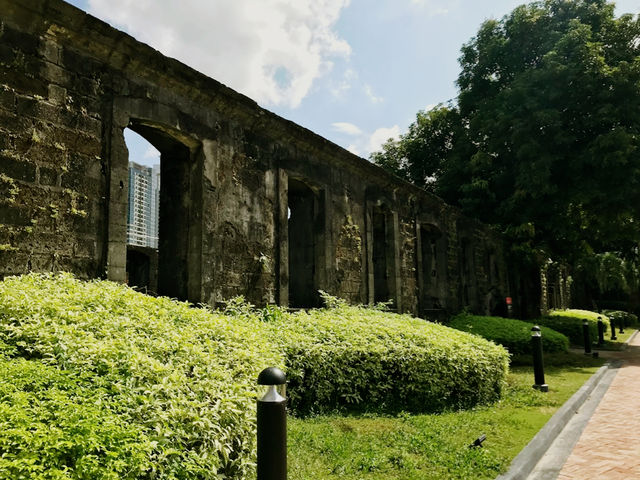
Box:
[599,327,635,350]
[288,352,604,480]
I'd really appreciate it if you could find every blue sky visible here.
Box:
[65,0,639,165]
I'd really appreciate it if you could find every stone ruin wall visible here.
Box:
[0,0,510,317]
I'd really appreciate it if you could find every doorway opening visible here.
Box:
[372,206,391,304]
[487,251,499,288]
[460,238,476,308]
[287,178,322,308]
[124,124,192,300]
[419,224,443,310]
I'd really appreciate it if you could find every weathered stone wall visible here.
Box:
[0,4,106,279]
[0,0,510,317]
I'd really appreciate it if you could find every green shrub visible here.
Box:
[602,309,638,328]
[0,273,280,479]
[448,313,569,356]
[0,359,153,479]
[0,274,511,478]
[538,309,610,346]
[266,302,510,415]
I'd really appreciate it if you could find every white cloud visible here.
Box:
[368,125,401,154]
[346,144,360,156]
[332,122,362,136]
[330,68,357,99]
[409,0,449,15]
[363,84,383,104]
[424,103,437,111]
[87,0,352,108]
[337,124,401,158]
[143,145,160,160]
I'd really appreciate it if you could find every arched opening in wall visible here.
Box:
[487,251,499,287]
[372,205,393,305]
[287,178,323,308]
[123,125,193,300]
[418,224,444,311]
[484,250,506,316]
[460,237,476,308]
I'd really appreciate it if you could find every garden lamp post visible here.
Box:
[597,316,605,346]
[531,326,548,392]
[257,367,287,480]
[583,320,592,355]
[610,317,618,341]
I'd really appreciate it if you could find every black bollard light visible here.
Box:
[610,317,618,341]
[597,316,605,346]
[619,317,625,334]
[257,367,287,480]
[531,326,548,392]
[582,320,592,355]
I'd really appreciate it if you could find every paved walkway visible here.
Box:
[555,332,640,480]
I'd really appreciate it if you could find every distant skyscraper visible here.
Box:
[127,162,160,248]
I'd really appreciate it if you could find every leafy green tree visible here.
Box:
[370,105,465,193]
[373,0,640,263]
[573,249,640,304]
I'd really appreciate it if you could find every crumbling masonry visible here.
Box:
[0,0,511,317]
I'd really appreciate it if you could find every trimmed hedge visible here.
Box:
[267,301,510,415]
[538,309,610,346]
[448,313,569,356]
[0,358,153,479]
[602,309,638,328]
[0,274,510,478]
[0,273,280,479]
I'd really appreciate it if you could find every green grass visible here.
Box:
[592,327,635,351]
[288,353,604,480]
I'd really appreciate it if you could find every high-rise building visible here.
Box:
[127,162,160,248]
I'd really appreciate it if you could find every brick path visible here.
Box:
[556,332,640,480]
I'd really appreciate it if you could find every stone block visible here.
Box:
[69,212,100,235]
[0,88,16,110]
[0,205,32,226]
[0,44,16,65]
[48,83,66,105]
[38,165,58,186]
[0,69,48,97]
[1,25,40,56]
[15,95,40,116]
[28,253,54,272]
[23,142,66,167]
[0,250,30,276]
[0,130,9,151]
[73,238,96,258]
[0,153,36,182]
[60,172,101,193]
[40,60,72,85]
[56,256,99,278]
[60,48,102,78]
[40,38,61,65]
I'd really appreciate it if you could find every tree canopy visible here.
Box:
[372,0,640,264]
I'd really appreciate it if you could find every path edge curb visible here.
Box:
[495,361,612,480]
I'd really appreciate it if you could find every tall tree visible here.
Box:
[370,105,464,193]
[373,0,640,263]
